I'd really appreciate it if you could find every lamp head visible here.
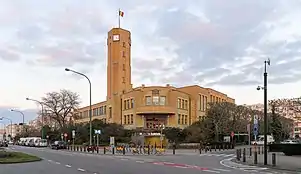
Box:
[65,68,70,71]
[10,109,14,111]
[26,97,29,100]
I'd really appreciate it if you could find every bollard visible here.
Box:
[215,145,217,151]
[199,147,202,154]
[80,146,82,152]
[258,147,260,154]
[236,149,240,161]
[249,147,252,156]
[243,148,246,162]
[272,153,276,166]
[104,147,106,154]
[254,151,258,164]
[97,147,99,153]
[112,147,115,155]
[84,146,86,152]
[123,146,126,155]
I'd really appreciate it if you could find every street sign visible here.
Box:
[64,133,68,137]
[231,131,234,138]
[72,130,75,139]
[253,124,258,136]
[94,130,101,134]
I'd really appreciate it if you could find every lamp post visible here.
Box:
[26,98,45,139]
[257,58,270,165]
[65,68,92,146]
[0,117,13,139]
[160,124,165,149]
[10,109,25,133]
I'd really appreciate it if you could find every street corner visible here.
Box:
[219,157,270,172]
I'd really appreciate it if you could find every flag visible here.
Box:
[119,10,124,17]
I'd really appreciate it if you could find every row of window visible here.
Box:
[92,106,106,116]
[124,98,134,110]
[123,114,134,125]
[178,114,188,125]
[145,96,166,106]
[177,98,188,110]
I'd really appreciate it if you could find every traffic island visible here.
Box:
[234,148,301,172]
[0,151,42,164]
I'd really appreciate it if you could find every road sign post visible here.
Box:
[64,133,68,142]
[72,130,75,147]
[253,115,259,142]
[94,130,101,147]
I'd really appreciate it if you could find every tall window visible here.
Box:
[131,99,134,108]
[153,96,159,105]
[124,100,127,110]
[123,115,127,124]
[177,99,181,108]
[159,96,166,105]
[184,100,188,109]
[178,114,181,124]
[146,96,152,105]
[130,114,133,124]
[109,107,112,118]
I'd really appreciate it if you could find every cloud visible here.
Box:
[1,0,301,87]
[0,107,38,124]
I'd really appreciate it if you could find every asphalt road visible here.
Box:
[0,146,294,174]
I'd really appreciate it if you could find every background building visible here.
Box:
[74,27,235,146]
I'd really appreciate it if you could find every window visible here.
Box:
[199,95,202,110]
[127,100,130,109]
[178,99,181,108]
[131,99,134,108]
[130,114,133,124]
[181,115,184,124]
[123,42,126,47]
[184,115,188,125]
[124,100,127,110]
[204,96,207,111]
[159,96,166,105]
[146,96,152,105]
[127,115,130,124]
[153,96,159,105]
[178,114,181,124]
[124,115,127,124]
[184,100,188,109]
[109,107,112,118]
[123,64,125,71]
[181,99,184,109]
[122,51,126,57]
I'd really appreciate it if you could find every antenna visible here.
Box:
[267,58,271,66]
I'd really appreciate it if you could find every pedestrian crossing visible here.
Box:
[200,153,236,157]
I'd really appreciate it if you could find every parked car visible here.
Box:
[281,139,301,144]
[0,141,8,147]
[51,141,67,150]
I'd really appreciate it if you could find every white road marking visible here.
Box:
[55,162,61,164]
[77,168,85,172]
[203,169,220,173]
[65,165,71,168]
[48,160,53,162]
[213,168,231,172]
[120,158,128,161]
[135,161,144,163]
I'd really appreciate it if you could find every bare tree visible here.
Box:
[206,102,236,141]
[41,89,80,129]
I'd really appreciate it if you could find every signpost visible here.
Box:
[94,130,101,147]
[230,131,235,147]
[72,130,75,147]
[64,133,68,142]
[253,115,259,141]
[247,124,251,146]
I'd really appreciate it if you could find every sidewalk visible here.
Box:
[236,152,301,172]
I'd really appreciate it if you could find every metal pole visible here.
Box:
[97,134,99,147]
[263,61,268,165]
[89,81,92,146]
[41,104,45,139]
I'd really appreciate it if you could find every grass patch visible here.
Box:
[0,151,42,164]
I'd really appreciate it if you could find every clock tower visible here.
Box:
[106,28,132,123]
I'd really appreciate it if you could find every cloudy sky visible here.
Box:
[1,0,301,123]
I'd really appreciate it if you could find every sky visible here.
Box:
[1,0,301,123]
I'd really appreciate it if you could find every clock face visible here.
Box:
[113,34,120,41]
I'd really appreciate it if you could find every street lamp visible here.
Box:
[257,59,270,165]
[10,109,25,133]
[65,68,92,146]
[0,117,13,139]
[26,97,45,139]
[159,124,165,149]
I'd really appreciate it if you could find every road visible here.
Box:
[0,146,294,174]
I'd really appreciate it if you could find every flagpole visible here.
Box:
[118,8,121,28]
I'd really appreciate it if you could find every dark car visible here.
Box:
[51,141,67,150]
